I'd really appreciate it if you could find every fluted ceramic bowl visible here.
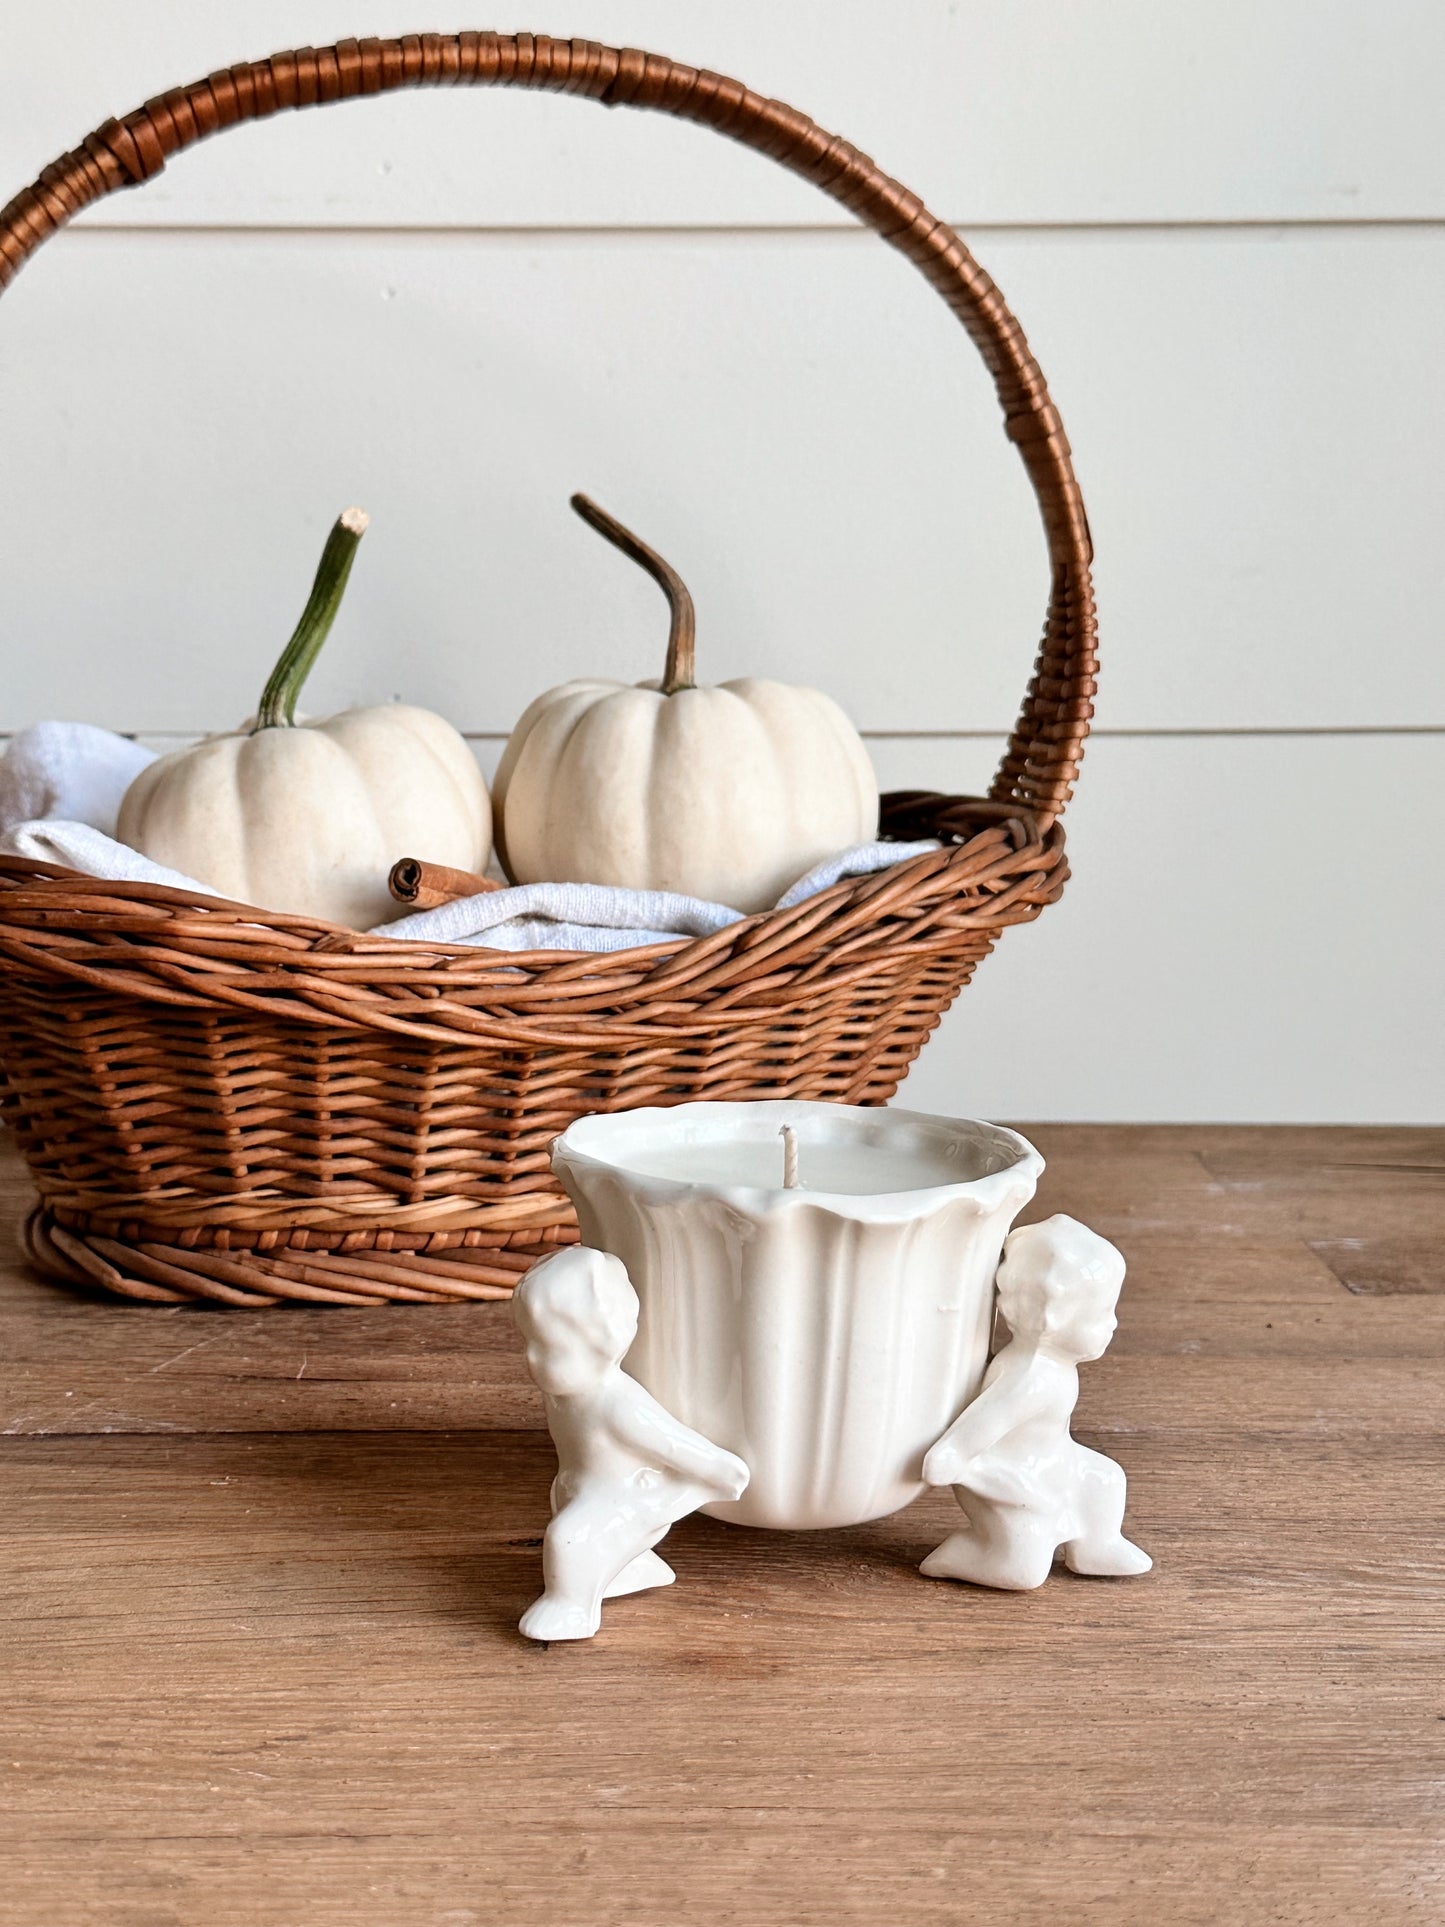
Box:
[551,1101,1043,1530]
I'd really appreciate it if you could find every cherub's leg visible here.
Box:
[520,1492,669,1642]
[603,1472,727,1597]
[920,1493,1060,1591]
[1061,1446,1152,1577]
[599,1470,736,1601]
[604,1548,675,1599]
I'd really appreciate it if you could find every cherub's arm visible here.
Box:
[604,1380,748,1496]
[922,1365,1031,1487]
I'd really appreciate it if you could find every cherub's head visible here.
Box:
[512,1247,639,1396]
[995,1215,1125,1362]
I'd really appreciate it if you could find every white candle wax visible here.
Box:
[567,1104,1023,1201]
[623,1136,968,1195]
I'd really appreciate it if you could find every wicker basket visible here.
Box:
[0,33,1095,1308]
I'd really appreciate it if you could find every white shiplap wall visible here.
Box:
[1,1,1440,1121]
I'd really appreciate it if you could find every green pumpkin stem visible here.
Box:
[254,508,369,731]
[570,493,696,695]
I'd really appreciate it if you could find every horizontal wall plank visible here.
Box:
[2,1,1442,230]
[2,730,1436,1124]
[867,732,1443,1126]
[0,227,1439,733]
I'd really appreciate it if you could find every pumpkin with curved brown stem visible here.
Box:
[494,496,878,914]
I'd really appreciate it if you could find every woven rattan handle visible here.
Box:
[0,32,1096,828]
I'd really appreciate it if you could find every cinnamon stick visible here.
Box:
[388,857,504,911]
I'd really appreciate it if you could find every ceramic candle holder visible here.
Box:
[551,1101,1042,1530]
[514,1100,1151,1640]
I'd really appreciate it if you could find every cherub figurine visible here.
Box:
[513,1247,750,1642]
[920,1214,1152,1591]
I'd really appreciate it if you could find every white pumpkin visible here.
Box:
[494,496,878,914]
[118,510,491,931]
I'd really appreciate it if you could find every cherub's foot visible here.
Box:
[1063,1535,1153,1578]
[518,1593,600,1643]
[920,1529,1054,1592]
[603,1549,675,1599]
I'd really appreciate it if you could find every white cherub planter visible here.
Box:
[515,1101,1150,1640]
[921,1215,1152,1590]
[512,1247,750,1643]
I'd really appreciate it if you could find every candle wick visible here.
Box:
[780,1125,800,1190]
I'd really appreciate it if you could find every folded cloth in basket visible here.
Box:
[0,721,153,838]
[0,723,940,953]
[378,841,942,950]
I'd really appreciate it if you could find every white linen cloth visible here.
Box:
[0,721,153,839]
[0,815,220,895]
[379,841,941,950]
[0,724,939,951]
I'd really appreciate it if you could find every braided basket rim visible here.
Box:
[0,798,1065,1028]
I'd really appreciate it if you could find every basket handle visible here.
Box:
[0,32,1095,830]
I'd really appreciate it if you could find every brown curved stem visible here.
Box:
[570,493,696,694]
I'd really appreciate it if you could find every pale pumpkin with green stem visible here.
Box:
[118,510,492,930]
[494,496,878,914]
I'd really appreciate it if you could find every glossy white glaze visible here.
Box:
[551,1101,1043,1531]
[512,1247,749,1642]
[920,1215,1153,1589]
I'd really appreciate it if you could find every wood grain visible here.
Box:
[0,1126,1441,1926]
[1310,1238,1444,1295]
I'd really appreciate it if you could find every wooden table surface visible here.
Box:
[2,1124,1441,1927]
